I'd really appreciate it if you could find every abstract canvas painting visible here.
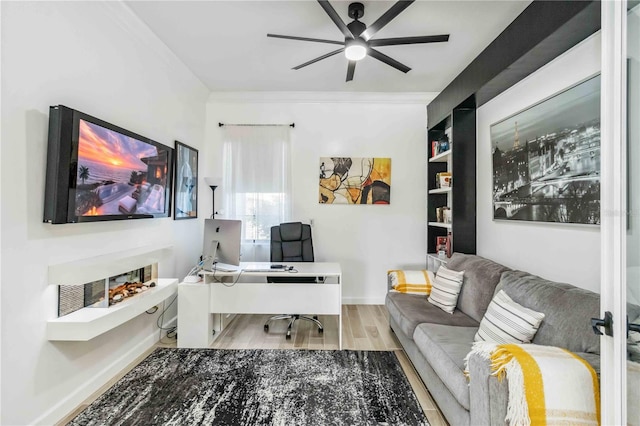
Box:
[319,157,391,204]
[491,75,600,224]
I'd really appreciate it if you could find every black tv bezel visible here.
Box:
[43,105,174,224]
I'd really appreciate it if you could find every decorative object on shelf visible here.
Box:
[267,1,449,82]
[436,172,452,188]
[436,236,448,258]
[435,206,450,223]
[491,75,600,224]
[174,141,198,220]
[319,157,391,204]
[443,209,452,224]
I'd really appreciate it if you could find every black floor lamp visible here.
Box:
[205,178,221,218]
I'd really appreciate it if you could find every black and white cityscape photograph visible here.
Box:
[491,75,601,224]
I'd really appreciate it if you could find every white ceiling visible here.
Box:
[126,0,531,93]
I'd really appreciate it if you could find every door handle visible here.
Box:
[591,311,614,337]
[628,316,640,338]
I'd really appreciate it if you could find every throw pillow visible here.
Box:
[474,289,545,344]
[427,266,465,314]
[388,270,434,295]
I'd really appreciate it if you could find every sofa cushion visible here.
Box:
[499,270,600,354]
[475,290,545,344]
[446,253,511,323]
[413,323,478,410]
[385,292,479,338]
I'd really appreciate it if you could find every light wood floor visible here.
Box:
[60,305,448,426]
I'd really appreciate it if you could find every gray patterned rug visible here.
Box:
[69,348,429,425]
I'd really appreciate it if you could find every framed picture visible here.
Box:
[173,141,198,219]
[491,74,600,225]
[319,157,391,204]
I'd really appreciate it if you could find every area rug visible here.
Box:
[69,348,429,426]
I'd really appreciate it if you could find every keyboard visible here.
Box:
[208,263,239,273]
[242,263,287,273]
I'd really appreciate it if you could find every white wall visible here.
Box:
[0,2,209,424]
[477,34,601,292]
[205,93,434,304]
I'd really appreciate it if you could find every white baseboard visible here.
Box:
[32,332,159,426]
[341,297,385,305]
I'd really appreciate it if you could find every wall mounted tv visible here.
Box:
[44,105,174,224]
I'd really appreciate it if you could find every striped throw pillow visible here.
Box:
[474,290,545,344]
[388,270,434,295]
[427,266,465,313]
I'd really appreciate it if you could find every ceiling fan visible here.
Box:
[267,0,449,82]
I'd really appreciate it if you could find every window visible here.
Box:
[221,126,291,246]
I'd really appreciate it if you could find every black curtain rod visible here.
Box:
[219,122,295,128]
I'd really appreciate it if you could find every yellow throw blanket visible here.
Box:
[466,342,600,426]
[388,270,433,295]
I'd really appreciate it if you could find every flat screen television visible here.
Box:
[44,105,174,224]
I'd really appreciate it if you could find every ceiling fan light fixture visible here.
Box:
[345,38,367,61]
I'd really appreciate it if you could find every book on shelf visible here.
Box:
[430,139,451,158]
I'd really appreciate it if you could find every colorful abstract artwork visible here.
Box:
[319,157,391,204]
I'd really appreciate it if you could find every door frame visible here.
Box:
[600,0,628,424]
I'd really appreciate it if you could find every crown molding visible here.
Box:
[208,91,439,105]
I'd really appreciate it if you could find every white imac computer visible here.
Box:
[203,219,242,272]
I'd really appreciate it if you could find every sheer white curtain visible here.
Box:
[221,125,292,261]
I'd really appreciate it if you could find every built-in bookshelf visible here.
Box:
[427,102,476,259]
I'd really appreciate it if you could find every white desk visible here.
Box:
[177,262,342,349]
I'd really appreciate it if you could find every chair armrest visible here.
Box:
[467,351,509,425]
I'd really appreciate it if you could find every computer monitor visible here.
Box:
[203,219,242,271]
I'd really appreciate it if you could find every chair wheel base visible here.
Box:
[264,324,269,332]
[286,331,291,339]
[319,328,324,334]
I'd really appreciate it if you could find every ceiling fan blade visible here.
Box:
[292,48,345,70]
[267,34,344,45]
[361,0,415,41]
[369,35,450,47]
[346,61,356,82]
[317,0,354,39]
[368,48,411,73]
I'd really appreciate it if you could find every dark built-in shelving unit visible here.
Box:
[427,101,476,255]
[424,0,602,263]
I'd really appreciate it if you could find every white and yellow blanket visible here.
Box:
[466,342,600,426]
[388,270,433,295]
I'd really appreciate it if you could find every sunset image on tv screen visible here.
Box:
[75,119,168,217]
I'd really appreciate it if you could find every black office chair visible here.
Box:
[264,222,323,339]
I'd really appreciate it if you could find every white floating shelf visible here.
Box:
[47,278,178,341]
[428,187,452,194]
[429,149,452,163]
[428,222,452,229]
[48,245,173,286]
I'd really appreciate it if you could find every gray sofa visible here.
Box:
[385,253,638,425]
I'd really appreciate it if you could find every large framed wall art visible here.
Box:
[491,75,601,225]
[174,141,198,219]
[319,157,391,204]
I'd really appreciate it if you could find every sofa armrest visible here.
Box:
[467,351,509,425]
